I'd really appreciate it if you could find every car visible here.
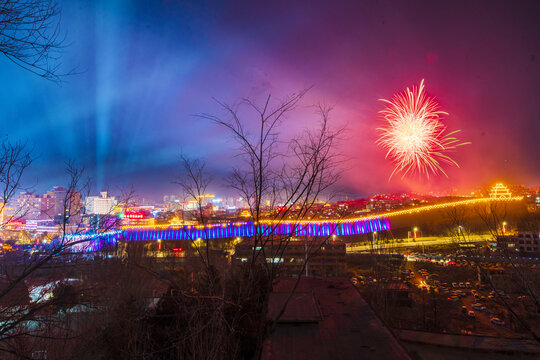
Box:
[452,283,458,288]
[468,311,476,318]
[491,318,505,326]
[459,282,465,288]
[472,303,486,310]
[465,282,472,288]
[461,306,467,314]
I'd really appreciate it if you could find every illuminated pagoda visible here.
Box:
[489,183,512,199]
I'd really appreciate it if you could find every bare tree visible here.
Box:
[175,154,213,268]
[0,162,143,358]
[0,138,32,225]
[0,0,66,82]
[200,94,341,271]
[193,92,342,357]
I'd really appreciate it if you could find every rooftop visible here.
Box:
[263,277,411,360]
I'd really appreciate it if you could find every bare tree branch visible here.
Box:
[0,0,69,82]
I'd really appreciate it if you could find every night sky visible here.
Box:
[1,0,540,200]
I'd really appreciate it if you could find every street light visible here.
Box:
[413,227,418,239]
[502,221,507,235]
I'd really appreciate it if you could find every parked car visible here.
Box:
[468,311,476,318]
[491,318,505,326]
[472,303,486,311]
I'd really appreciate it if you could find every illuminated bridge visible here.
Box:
[67,217,391,252]
[123,217,390,241]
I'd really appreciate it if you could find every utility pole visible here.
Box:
[305,236,308,277]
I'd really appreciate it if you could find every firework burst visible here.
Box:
[377,79,469,179]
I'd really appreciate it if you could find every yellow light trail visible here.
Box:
[260,196,523,225]
[121,196,523,230]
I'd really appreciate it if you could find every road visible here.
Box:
[347,236,492,253]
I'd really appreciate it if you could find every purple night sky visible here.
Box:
[1,0,539,199]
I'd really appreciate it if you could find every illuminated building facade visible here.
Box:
[496,232,540,256]
[14,192,42,220]
[489,183,512,199]
[85,191,116,215]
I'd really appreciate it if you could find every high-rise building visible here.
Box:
[12,187,82,224]
[85,191,116,215]
[14,192,42,220]
[42,186,82,224]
